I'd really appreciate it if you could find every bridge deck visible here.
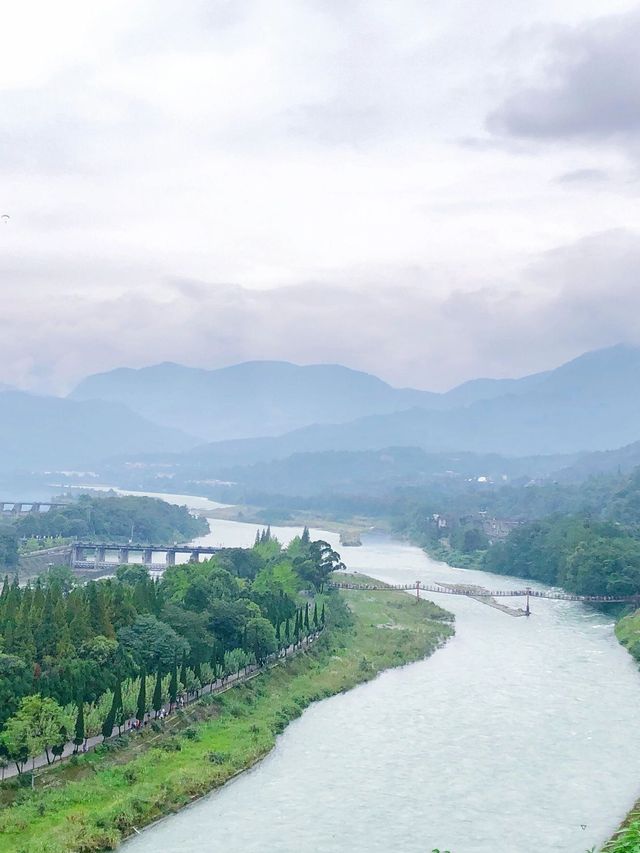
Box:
[73,542,223,553]
[331,581,639,604]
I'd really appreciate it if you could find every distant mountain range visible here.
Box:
[3,344,640,477]
[165,345,640,466]
[0,391,196,472]
[69,359,557,443]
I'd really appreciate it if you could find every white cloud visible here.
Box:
[0,0,639,392]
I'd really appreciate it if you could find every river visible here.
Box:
[120,493,640,853]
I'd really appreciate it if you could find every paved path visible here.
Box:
[1,633,321,782]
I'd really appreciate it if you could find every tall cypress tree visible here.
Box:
[169,656,178,709]
[285,617,291,645]
[321,602,325,626]
[136,669,146,724]
[153,667,163,718]
[294,610,300,645]
[304,603,310,634]
[179,651,188,690]
[313,602,319,629]
[102,680,122,740]
[117,704,126,734]
[113,678,123,712]
[73,700,85,752]
[101,702,116,740]
[210,645,218,682]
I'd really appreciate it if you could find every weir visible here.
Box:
[69,542,223,572]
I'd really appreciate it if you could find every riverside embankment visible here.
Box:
[0,573,452,853]
[119,504,640,853]
[421,542,640,853]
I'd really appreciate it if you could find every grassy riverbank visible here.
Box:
[202,502,386,535]
[615,610,640,664]
[603,612,640,851]
[0,576,453,852]
[604,812,640,851]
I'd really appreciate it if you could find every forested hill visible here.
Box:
[394,466,640,603]
[484,517,640,599]
[14,495,208,543]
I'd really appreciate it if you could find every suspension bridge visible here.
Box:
[330,580,640,617]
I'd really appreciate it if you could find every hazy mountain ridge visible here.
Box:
[0,390,197,472]
[5,344,640,476]
[173,345,640,464]
[69,360,439,441]
[69,359,555,443]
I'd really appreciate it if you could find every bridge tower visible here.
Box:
[525,588,531,617]
[415,580,421,602]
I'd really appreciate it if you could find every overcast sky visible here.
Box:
[2,0,640,393]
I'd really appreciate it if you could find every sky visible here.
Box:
[2,0,640,393]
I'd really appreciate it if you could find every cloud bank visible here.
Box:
[1,0,639,392]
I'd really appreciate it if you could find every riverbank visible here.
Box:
[0,576,453,853]
[417,539,640,853]
[202,502,387,536]
[604,614,640,851]
[604,810,640,851]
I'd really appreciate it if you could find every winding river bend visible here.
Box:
[119,495,640,853]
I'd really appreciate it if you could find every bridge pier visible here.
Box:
[95,547,106,568]
[189,550,199,564]
[118,547,129,564]
[166,550,176,566]
[143,548,153,566]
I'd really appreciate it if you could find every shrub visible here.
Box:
[182,727,199,741]
[206,751,228,765]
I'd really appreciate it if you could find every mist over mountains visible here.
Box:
[0,391,196,472]
[69,359,533,443]
[1,344,640,479]
[149,344,640,467]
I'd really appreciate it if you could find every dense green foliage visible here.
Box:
[0,528,341,772]
[390,467,640,586]
[393,470,640,541]
[0,528,18,568]
[0,574,452,852]
[15,494,208,542]
[483,517,640,596]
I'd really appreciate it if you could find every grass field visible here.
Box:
[0,576,453,852]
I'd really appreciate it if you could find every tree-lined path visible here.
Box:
[0,631,321,783]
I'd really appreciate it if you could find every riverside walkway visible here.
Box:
[0,631,322,783]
